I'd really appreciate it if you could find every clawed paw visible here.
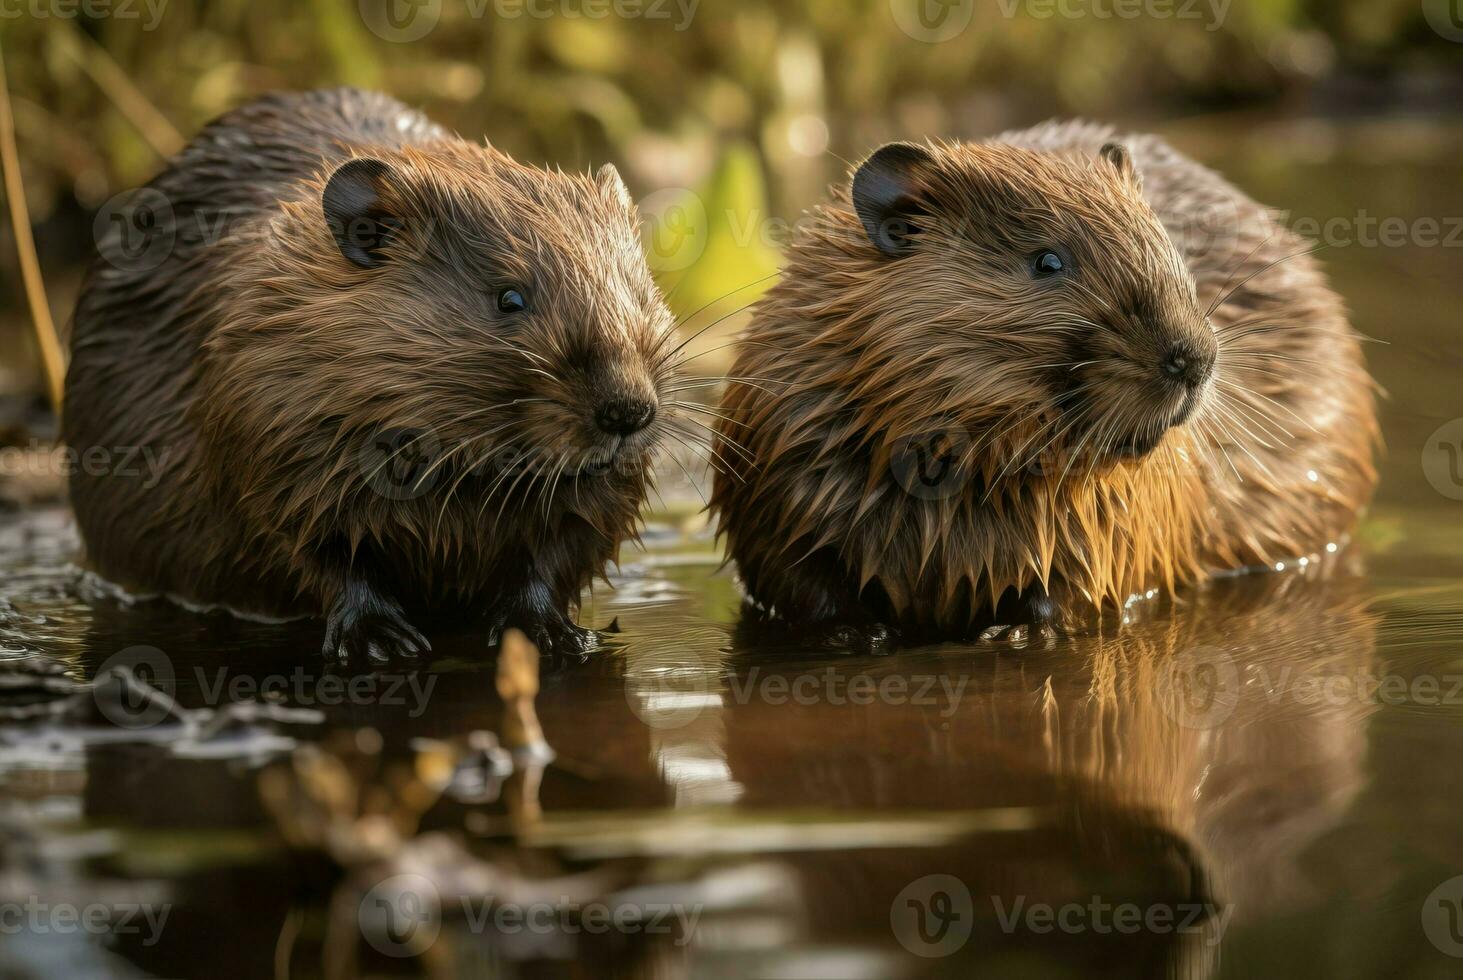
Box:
[323,597,431,665]
[523,618,598,663]
[489,608,597,664]
[817,621,898,655]
[977,623,1057,649]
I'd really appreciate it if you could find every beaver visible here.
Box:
[711,120,1378,649]
[64,88,680,661]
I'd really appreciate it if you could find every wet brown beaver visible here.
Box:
[64,88,682,662]
[712,120,1378,649]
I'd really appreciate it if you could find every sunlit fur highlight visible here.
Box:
[712,120,1378,634]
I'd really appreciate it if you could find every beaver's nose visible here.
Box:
[1160,342,1214,389]
[594,398,656,436]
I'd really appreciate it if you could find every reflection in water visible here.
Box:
[0,509,1406,978]
[614,568,744,808]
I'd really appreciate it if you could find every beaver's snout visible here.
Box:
[1158,339,1215,390]
[594,397,656,436]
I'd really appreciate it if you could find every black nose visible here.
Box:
[1160,344,1214,389]
[594,398,656,436]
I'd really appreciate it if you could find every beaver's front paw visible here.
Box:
[323,586,430,664]
[977,623,1058,649]
[488,602,597,664]
[815,620,899,655]
[523,616,598,663]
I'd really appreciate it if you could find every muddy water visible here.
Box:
[3,117,1463,979]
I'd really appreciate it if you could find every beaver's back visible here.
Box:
[63,88,444,606]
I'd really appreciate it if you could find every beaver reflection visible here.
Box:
[716,570,1378,976]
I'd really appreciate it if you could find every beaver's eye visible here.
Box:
[1032,251,1065,278]
[497,287,528,314]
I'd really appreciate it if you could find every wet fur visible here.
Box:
[712,120,1378,641]
[64,88,677,659]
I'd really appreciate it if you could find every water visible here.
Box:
[2,116,1463,978]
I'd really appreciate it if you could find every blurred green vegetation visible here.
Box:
[0,0,1457,390]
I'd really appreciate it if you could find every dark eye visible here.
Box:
[497,287,528,314]
[1032,251,1065,278]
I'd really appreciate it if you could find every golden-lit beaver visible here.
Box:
[712,121,1378,649]
[64,88,681,662]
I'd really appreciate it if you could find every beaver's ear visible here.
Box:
[596,163,633,210]
[1100,142,1141,190]
[322,158,403,269]
[852,142,936,258]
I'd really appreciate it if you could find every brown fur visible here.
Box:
[712,120,1378,641]
[64,88,682,659]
